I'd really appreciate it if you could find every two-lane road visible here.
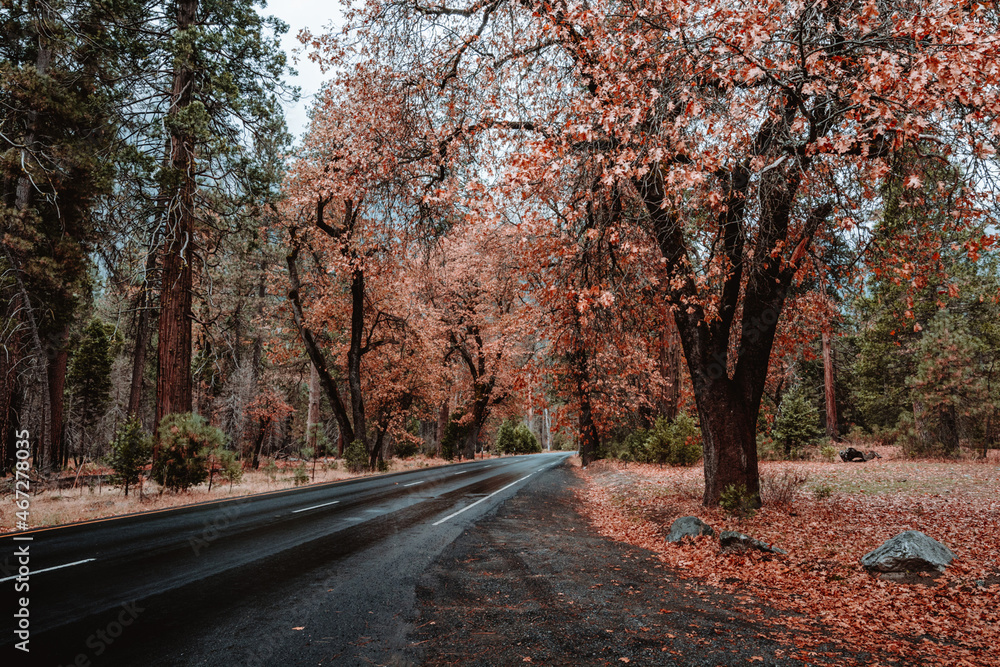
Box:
[2,451,571,666]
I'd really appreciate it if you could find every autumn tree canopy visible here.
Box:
[287,0,1000,501]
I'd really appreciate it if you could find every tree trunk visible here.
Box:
[569,340,599,465]
[46,326,69,470]
[307,362,321,452]
[939,403,959,455]
[128,236,159,418]
[286,244,355,446]
[0,330,22,475]
[822,330,838,439]
[436,399,449,457]
[691,376,761,504]
[348,267,366,448]
[637,160,829,504]
[155,0,198,436]
[659,318,682,421]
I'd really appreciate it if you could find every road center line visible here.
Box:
[451,470,470,476]
[403,481,424,487]
[0,558,95,584]
[432,474,533,526]
[291,500,340,514]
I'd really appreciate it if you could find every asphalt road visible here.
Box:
[1,451,571,666]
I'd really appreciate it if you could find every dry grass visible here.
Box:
[0,455,474,533]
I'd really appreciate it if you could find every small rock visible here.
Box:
[666,516,714,543]
[719,531,787,555]
[861,530,954,574]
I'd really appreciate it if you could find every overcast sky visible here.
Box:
[264,0,344,142]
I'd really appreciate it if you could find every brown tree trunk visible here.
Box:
[155,0,198,437]
[436,398,449,457]
[0,325,22,475]
[307,362,321,453]
[939,403,959,455]
[348,268,367,452]
[128,283,152,418]
[47,326,69,470]
[692,376,760,504]
[128,233,160,418]
[822,330,838,439]
[569,340,599,466]
[659,318,682,421]
[286,244,355,446]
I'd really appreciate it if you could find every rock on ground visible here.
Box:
[720,531,788,555]
[861,530,955,574]
[666,516,714,543]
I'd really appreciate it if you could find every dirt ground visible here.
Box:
[410,463,876,666]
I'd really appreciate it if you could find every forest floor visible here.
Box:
[575,449,1000,666]
[0,454,474,533]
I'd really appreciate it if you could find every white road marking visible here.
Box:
[451,470,471,476]
[0,558,95,584]
[432,474,534,526]
[403,481,424,487]
[291,500,340,514]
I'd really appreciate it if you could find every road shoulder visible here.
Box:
[408,463,866,666]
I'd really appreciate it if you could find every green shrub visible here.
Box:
[645,413,702,466]
[263,458,278,481]
[497,419,542,455]
[440,411,468,461]
[819,444,838,462]
[344,440,369,473]
[211,447,243,489]
[814,483,833,500]
[773,385,822,458]
[108,417,152,497]
[153,413,224,491]
[719,483,758,519]
[293,463,309,486]
[394,439,420,458]
[376,457,390,472]
[600,427,649,462]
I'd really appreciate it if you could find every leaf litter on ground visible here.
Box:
[576,451,1000,666]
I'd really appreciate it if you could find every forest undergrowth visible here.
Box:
[577,451,1000,666]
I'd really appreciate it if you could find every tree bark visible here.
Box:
[286,244,355,445]
[822,330,838,439]
[348,267,367,450]
[0,322,23,475]
[569,336,599,465]
[46,326,69,470]
[307,361,321,453]
[658,318,682,421]
[155,0,199,437]
[436,398,449,457]
[128,229,160,418]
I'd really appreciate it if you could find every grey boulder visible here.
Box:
[719,530,787,555]
[666,516,714,543]
[861,530,955,573]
